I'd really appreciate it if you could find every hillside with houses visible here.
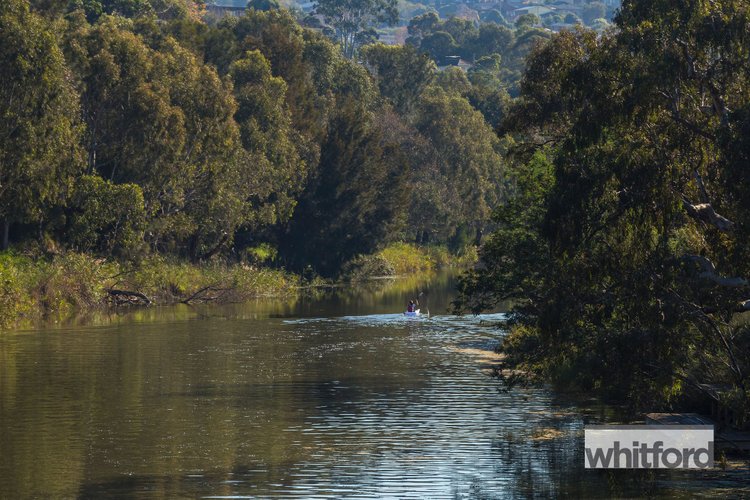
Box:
[205,0,620,96]
[208,0,621,41]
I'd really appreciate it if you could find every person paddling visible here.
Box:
[407,299,419,313]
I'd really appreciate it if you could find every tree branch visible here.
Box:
[682,197,734,231]
[682,254,747,287]
[107,289,152,305]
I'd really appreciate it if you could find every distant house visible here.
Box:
[500,0,525,18]
[437,55,473,72]
[206,0,247,18]
[437,3,480,23]
[454,3,481,22]
[513,5,554,18]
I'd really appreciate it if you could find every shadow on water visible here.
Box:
[1,271,749,498]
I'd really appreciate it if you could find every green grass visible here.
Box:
[0,251,296,330]
[0,244,478,329]
[378,242,436,275]
[341,242,479,280]
[378,242,478,275]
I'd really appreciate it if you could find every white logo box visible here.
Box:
[584,425,714,469]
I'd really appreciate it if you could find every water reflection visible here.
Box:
[1,273,748,498]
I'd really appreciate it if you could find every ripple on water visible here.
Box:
[2,306,748,498]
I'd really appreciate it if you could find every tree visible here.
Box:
[441,17,477,47]
[461,0,750,418]
[406,11,439,45]
[590,18,610,32]
[0,0,81,249]
[515,13,540,29]
[76,0,153,22]
[469,23,514,59]
[468,54,502,88]
[361,43,436,114]
[413,87,504,244]
[223,10,371,162]
[582,2,606,25]
[563,12,581,25]
[480,9,506,26]
[67,19,247,258]
[248,0,280,11]
[434,67,472,95]
[420,31,458,61]
[314,0,398,58]
[456,151,553,313]
[230,50,306,231]
[65,175,146,256]
[282,101,408,276]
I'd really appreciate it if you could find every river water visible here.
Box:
[0,272,747,498]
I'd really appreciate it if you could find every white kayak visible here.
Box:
[404,309,421,317]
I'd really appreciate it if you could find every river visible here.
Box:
[0,272,747,498]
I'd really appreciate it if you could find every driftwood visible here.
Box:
[107,289,152,306]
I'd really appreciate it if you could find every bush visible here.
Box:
[0,251,296,330]
[0,253,36,328]
[341,254,396,281]
[35,253,115,314]
[0,252,117,328]
[242,243,278,265]
[66,175,146,257]
[378,242,435,275]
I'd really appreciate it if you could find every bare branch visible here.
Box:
[683,254,747,287]
[107,289,152,305]
[682,198,734,231]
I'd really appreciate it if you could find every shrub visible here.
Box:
[378,242,434,275]
[341,254,396,281]
[66,176,146,257]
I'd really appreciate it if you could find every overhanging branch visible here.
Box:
[683,255,747,287]
[682,198,734,232]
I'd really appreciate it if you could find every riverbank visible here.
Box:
[0,252,297,330]
[342,243,477,280]
[0,243,476,330]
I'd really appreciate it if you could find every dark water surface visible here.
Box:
[1,273,748,498]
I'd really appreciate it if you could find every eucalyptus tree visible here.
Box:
[414,87,504,245]
[67,18,246,258]
[360,43,436,114]
[282,101,408,276]
[0,0,81,249]
[460,0,750,417]
[313,0,398,58]
[230,49,305,230]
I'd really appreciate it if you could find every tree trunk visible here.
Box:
[474,224,483,247]
[1,219,8,250]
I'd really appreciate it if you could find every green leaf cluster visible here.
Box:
[460,1,750,419]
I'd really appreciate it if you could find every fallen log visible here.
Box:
[107,289,152,306]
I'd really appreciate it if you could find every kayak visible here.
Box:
[404,309,421,317]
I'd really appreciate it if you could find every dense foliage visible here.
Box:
[458,0,750,423]
[0,0,505,278]
[405,12,552,95]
